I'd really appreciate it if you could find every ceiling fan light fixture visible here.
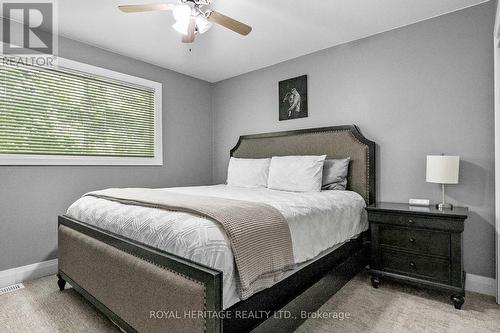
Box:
[172,21,189,35]
[119,1,252,42]
[172,4,192,25]
[195,15,212,34]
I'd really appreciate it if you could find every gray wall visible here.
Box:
[212,2,495,277]
[0,37,213,271]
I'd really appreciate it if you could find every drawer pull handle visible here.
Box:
[409,262,416,269]
[408,219,414,224]
[409,237,415,243]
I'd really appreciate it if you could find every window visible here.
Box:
[0,58,162,165]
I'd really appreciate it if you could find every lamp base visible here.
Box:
[436,203,453,211]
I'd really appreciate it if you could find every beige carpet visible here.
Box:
[296,273,500,333]
[0,273,498,332]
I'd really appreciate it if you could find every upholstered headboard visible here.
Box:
[230,125,376,205]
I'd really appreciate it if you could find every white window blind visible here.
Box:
[0,58,162,165]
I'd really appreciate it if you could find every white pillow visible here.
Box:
[268,155,327,192]
[226,157,271,188]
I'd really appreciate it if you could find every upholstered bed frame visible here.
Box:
[57,125,376,333]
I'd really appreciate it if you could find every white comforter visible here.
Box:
[66,185,368,309]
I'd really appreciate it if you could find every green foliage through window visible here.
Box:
[0,61,155,157]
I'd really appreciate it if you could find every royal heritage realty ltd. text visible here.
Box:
[149,310,352,321]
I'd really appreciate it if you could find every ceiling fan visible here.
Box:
[118,0,252,43]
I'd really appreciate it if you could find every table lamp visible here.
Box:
[426,155,460,210]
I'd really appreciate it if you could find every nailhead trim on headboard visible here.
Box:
[230,125,376,205]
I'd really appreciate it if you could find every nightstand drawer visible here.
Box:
[380,249,450,283]
[379,226,450,257]
[368,212,464,232]
[369,212,428,226]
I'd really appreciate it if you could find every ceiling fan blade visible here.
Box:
[207,10,252,36]
[182,17,196,43]
[118,3,175,13]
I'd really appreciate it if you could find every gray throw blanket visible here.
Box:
[85,188,295,299]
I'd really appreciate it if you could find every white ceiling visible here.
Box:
[58,0,486,82]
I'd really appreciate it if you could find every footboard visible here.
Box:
[58,216,222,333]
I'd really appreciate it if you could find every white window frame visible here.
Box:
[0,57,163,166]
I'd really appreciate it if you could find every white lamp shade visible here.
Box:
[195,15,212,34]
[172,22,189,35]
[173,4,191,23]
[426,155,460,184]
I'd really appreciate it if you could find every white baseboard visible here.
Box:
[465,273,497,297]
[0,259,58,289]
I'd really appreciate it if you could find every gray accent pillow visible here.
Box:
[322,158,350,190]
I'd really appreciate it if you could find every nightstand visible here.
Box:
[366,202,468,309]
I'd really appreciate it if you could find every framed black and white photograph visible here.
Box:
[279,75,308,121]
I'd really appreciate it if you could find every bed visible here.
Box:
[57,125,376,333]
